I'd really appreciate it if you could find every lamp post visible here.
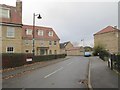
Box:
[33,13,42,56]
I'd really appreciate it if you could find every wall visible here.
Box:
[94,31,118,53]
[22,39,60,55]
[2,25,22,53]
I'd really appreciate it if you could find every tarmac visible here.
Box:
[1,56,120,89]
[2,57,69,80]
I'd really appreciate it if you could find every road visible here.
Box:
[3,56,89,88]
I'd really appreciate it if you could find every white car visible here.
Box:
[84,52,91,57]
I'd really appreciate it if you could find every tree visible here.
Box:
[93,44,105,56]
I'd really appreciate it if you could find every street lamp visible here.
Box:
[33,13,42,56]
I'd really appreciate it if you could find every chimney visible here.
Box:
[113,26,117,29]
[16,0,22,22]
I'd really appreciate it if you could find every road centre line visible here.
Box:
[67,62,73,65]
[44,67,63,78]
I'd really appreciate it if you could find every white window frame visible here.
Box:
[6,27,15,38]
[0,7,10,18]
[38,30,44,36]
[26,29,33,35]
[48,31,53,36]
[6,46,14,53]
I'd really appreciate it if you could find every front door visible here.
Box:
[40,49,45,55]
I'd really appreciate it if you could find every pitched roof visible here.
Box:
[0,4,22,24]
[60,41,70,49]
[94,26,120,35]
[22,25,60,41]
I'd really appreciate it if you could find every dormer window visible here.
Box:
[26,29,32,35]
[0,7,10,18]
[48,31,53,36]
[38,30,43,36]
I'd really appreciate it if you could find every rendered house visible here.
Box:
[94,26,120,54]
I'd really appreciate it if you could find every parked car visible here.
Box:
[84,52,91,57]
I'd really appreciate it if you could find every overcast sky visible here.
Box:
[1,0,119,47]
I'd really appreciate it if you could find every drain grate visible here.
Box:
[79,79,88,86]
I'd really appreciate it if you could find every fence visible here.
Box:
[99,52,120,73]
[2,53,67,69]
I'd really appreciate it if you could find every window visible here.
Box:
[48,31,53,36]
[24,40,32,45]
[38,30,43,36]
[25,50,29,53]
[0,8,10,18]
[7,27,15,37]
[54,41,57,45]
[49,50,52,55]
[6,47,14,53]
[40,41,44,46]
[49,41,52,45]
[26,29,32,35]
[54,50,57,54]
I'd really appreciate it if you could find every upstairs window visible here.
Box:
[48,31,53,36]
[0,8,10,18]
[54,41,57,45]
[49,41,52,45]
[38,30,43,36]
[26,29,32,35]
[7,27,15,38]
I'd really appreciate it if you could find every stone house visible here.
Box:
[22,25,60,55]
[60,41,84,55]
[94,26,120,54]
[1,0,61,55]
[0,0,22,53]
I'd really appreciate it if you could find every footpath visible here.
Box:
[2,57,69,80]
[89,57,119,89]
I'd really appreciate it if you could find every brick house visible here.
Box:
[94,26,120,54]
[0,0,22,53]
[60,41,84,55]
[22,25,60,55]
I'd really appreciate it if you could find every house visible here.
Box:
[60,41,84,55]
[22,25,60,55]
[94,26,120,54]
[60,41,73,54]
[1,0,61,55]
[0,0,23,53]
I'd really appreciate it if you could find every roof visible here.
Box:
[22,25,60,41]
[0,4,22,24]
[60,41,70,49]
[94,26,120,35]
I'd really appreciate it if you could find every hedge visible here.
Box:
[2,53,67,69]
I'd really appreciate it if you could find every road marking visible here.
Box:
[44,67,63,78]
[67,62,73,65]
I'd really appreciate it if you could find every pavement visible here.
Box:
[89,56,119,89]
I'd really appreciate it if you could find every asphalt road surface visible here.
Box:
[3,56,89,88]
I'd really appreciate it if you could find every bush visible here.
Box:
[93,45,105,56]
